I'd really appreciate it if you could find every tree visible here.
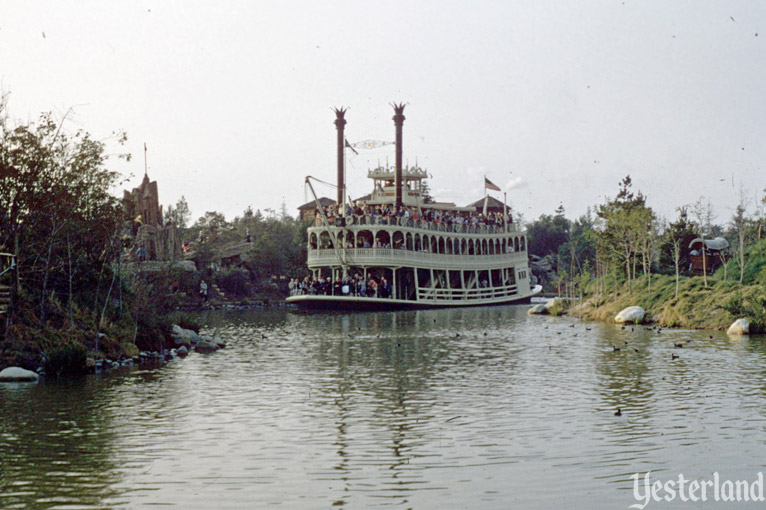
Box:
[595,176,656,294]
[526,210,570,258]
[690,196,716,286]
[165,195,191,230]
[0,99,129,343]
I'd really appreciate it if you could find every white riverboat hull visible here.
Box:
[287,285,542,310]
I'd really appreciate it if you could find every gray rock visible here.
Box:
[527,303,549,315]
[0,366,40,382]
[171,324,200,346]
[177,345,189,357]
[194,339,220,354]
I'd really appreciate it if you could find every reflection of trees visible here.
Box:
[0,378,122,508]
[594,326,656,422]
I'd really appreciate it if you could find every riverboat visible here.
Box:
[286,104,541,309]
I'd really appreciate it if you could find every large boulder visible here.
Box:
[0,366,39,382]
[527,303,549,315]
[615,306,645,324]
[727,318,750,336]
[171,324,200,346]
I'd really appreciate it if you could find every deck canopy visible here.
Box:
[688,237,730,251]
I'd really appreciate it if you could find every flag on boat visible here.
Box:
[484,177,501,191]
[345,139,358,155]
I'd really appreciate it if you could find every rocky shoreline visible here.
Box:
[0,324,228,383]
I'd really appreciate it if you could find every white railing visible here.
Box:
[310,216,520,236]
[307,247,527,269]
[417,284,519,302]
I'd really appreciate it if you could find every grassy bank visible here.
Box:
[569,274,766,332]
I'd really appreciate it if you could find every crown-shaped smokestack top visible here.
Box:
[392,103,406,208]
[333,107,347,208]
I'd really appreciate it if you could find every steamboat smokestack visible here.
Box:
[333,107,347,210]
[392,103,406,209]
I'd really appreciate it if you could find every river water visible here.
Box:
[2,305,766,509]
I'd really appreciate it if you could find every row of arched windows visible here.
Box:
[309,228,525,256]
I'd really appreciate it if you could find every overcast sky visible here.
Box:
[2,1,764,225]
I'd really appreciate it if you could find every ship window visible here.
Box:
[520,236,526,251]
[406,233,413,250]
[514,237,519,252]
[438,237,445,254]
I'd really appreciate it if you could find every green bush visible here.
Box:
[45,341,88,377]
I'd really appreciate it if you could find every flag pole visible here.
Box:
[503,192,508,233]
[144,142,148,177]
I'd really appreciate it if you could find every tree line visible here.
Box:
[526,175,766,299]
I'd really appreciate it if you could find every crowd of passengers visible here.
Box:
[315,203,512,229]
[288,273,392,298]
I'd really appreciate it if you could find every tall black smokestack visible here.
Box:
[392,103,406,209]
[333,107,347,209]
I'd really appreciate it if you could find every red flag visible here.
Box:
[144,142,147,152]
[484,177,501,191]
[345,139,358,155]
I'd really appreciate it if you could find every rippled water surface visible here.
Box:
[3,305,766,509]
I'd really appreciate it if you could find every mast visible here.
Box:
[392,103,406,209]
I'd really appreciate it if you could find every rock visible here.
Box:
[177,345,189,357]
[615,306,645,324]
[194,339,220,354]
[727,318,750,336]
[545,297,563,309]
[171,324,200,346]
[0,366,40,382]
[527,303,549,315]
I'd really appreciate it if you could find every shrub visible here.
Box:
[45,340,88,377]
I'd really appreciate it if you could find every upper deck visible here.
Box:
[307,215,526,270]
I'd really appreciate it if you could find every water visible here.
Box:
[2,305,766,509]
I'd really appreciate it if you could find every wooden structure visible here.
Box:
[688,237,729,275]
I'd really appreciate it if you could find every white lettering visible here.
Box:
[630,472,766,508]
[714,472,720,501]
[630,472,651,510]
[702,479,713,500]
[721,480,734,502]
[751,472,764,502]
[688,480,699,502]
[736,480,750,501]
[663,479,676,502]
[677,474,688,502]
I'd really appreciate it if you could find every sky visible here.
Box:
[1,0,765,226]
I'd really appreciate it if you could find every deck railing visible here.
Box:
[307,247,526,269]
[416,284,519,302]
[317,216,520,234]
